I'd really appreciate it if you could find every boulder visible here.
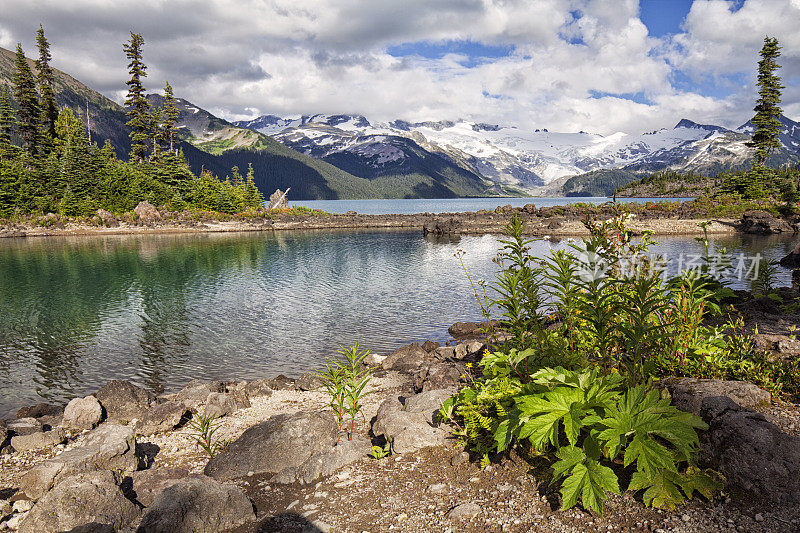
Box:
[133,201,162,224]
[739,210,793,235]
[372,395,448,454]
[434,346,456,360]
[660,377,770,416]
[62,396,103,431]
[135,402,189,436]
[275,436,369,485]
[404,389,456,424]
[6,417,42,436]
[296,371,324,391]
[364,353,387,367]
[95,380,155,424]
[421,340,440,352]
[95,209,119,228]
[65,523,116,533]
[268,189,289,210]
[700,396,800,504]
[136,478,255,533]
[204,411,338,481]
[243,378,277,398]
[20,424,138,500]
[175,380,225,411]
[127,467,191,507]
[382,343,430,372]
[11,428,66,452]
[448,322,492,340]
[201,393,238,418]
[416,362,464,393]
[16,403,63,420]
[423,218,460,237]
[18,471,139,533]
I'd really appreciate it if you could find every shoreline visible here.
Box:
[0,210,754,240]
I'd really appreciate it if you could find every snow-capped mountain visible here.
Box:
[234,113,800,194]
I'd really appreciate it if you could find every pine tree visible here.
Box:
[161,81,179,153]
[12,43,41,154]
[746,36,784,166]
[36,24,58,147]
[243,163,264,208]
[123,32,151,160]
[0,87,16,154]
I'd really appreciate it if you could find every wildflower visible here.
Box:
[465,363,473,369]
[543,235,551,241]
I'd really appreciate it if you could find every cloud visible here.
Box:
[0,0,797,135]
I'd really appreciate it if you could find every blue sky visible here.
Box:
[1,0,798,134]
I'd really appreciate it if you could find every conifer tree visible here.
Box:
[161,81,179,152]
[0,87,16,154]
[243,163,264,207]
[746,36,784,165]
[12,43,41,154]
[123,32,151,160]
[36,24,58,146]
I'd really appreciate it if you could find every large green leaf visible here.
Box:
[558,451,620,515]
[628,469,686,510]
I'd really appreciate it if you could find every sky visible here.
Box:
[1,0,798,135]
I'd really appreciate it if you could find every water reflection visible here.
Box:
[0,229,795,416]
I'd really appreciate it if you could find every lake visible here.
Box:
[0,226,795,417]
[294,197,692,215]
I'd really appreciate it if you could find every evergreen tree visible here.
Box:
[161,81,179,152]
[0,87,16,154]
[12,43,41,154]
[746,36,784,165]
[36,24,58,146]
[243,163,264,207]
[123,32,151,160]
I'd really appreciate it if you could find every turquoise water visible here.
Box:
[294,197,691,215]
[0,229,794,416]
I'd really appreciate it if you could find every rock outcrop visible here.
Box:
[95,380,155,424]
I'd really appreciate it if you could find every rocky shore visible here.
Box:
[1,310,800,532]
[2,201,799,240]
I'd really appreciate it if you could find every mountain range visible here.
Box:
[2,45,799,199]
[235,113,800,196]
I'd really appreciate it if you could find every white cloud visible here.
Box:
[0,0,797,135]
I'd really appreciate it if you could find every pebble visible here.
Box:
[12,500,32,513]
[428,483,448,494]
[450,451,469,465]
[447,502,481,520]
[755,513,764,522]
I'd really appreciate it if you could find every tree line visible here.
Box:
[0,27,264,218]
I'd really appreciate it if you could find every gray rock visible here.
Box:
[242,379,275,398]
[201,392,238,418]
[777,339,800,355]
[136,402,189,436]
[364,353,387,366]
[20,424,138,500]
[454,343,469,360]
[739,210,793,234]
[700,396,800,504]
[268,189,289,210]
[62,396,103,431]
[7,417,43,437]
[421,340,440,352]
[136,478,255,533]
[372,408,446,454]
[18,471,139,533]
[0,499,12,521]
[225,383,251,409]
[660,377,770,416]
[415,362,464,393]
[133,201,162,223]
[204,411,337,481]
[447,502,481,520]
[16,403,63,420]
[95,209,119,228]
[382,343,431,372]
[433,346,456,360]
[175,380,225,411]
[276,436,369,485]
[127,467,191,507]
[465,339,485,355]
[296,372,324,391]
[95,380,155,424]
[12,499,33,513]
[448,321,492,340]
[11,428,66,452]
[404,389,456,424]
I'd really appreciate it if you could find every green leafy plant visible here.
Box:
[316,343,373,443]
[187,412,230,459]
[370,442,391,459]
